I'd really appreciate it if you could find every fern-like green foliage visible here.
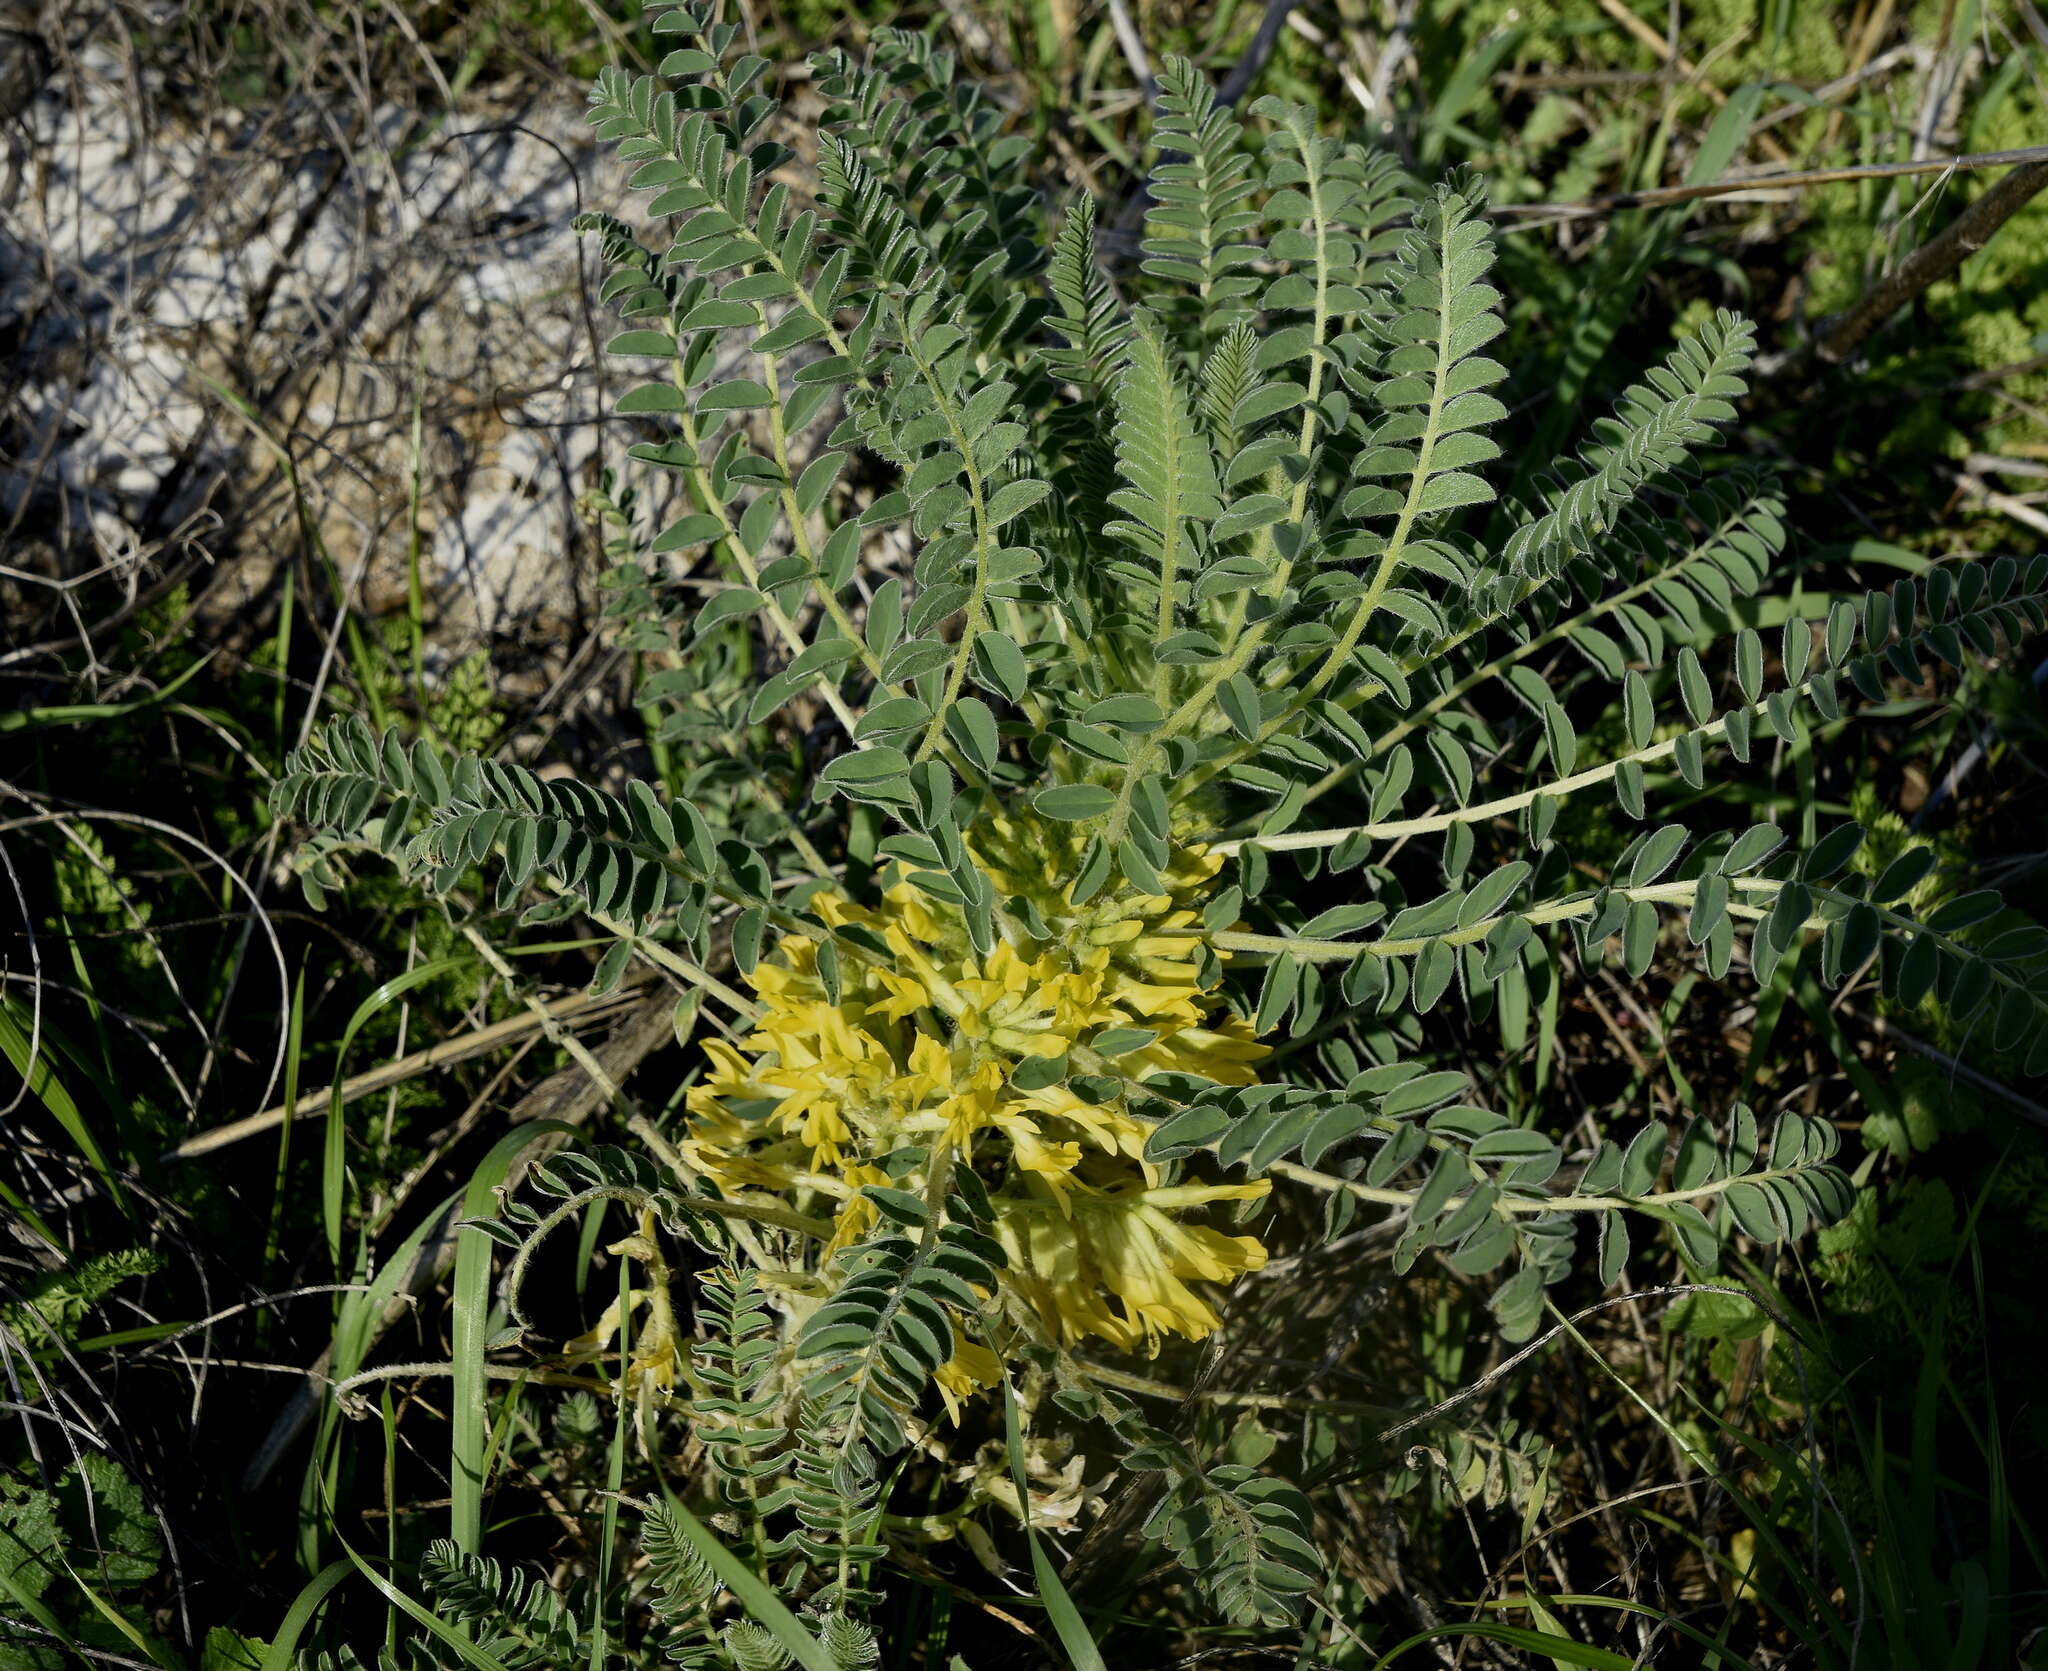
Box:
[1106,314,1226,680]
[1,1246,161,1346]
[417,1541,582,1670]
[274,4,2048,1648]
[1141,57,1262,336]
[1500,311,1756,583]
[1044,195,1131,395]
[762,1394,887,1609]
[1140,1463,1322,1628]
[693,1267,785,1507]
[719,1621,790,1671]
[794,1184,1004,1451]
[813,1614,879,1671]
[1038,193,1128,538]
[640,1501,721,1640]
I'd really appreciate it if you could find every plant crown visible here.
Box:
[275,3,2048,1651]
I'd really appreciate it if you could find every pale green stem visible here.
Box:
[1209,876,1785,963]
[1270,1156,1834,1217]
[910,341,997,766]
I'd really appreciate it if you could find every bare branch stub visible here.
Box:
[1817,159,2048,367]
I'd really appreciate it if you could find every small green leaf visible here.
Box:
[1217,674,1261,741]
[1456,861,1530,927]
[591,938,633,995]
[794,451,845,516]
[1416,471,1493,513]
[697,379,776,411]
[986,479,1052,527]
[861,1185,931,1228]
[882,637,952,684]
[1802,823,1864,879]
[1870,846,1935,904]
[946,697,1001,773]
[1230,383,1306,428]
[1677,648,1713,724]
[652,512,725,553]
[1629,824,1688,887]
[1734,628,1764,704]
[1622,670,1653,750]
[677,300,757,332]
[1622,899,1659,975]
[693,587,765,635]
[1084,695,1165,731]
[971,633,1029,703]
[1380,1070,1468,1118]
[615,383,689,414]
[606,329,677,357]
[818,747,911,787]
[1688,872,1730,946]
[1471,1128,1556,1163]
[626,780,674,848]
[1255,955,1302,1033]
[1541,703,1577,777]
[1411,939,1457,1010]
[1155,630,1224,664]
[1719,823,1785,875]
[1033,783,1117,821]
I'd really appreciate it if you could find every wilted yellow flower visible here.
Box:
[993,1179,1273,1352]
[933,1338,1004,1421]
[680,813,1270,1367]
[564,1207,687,1436]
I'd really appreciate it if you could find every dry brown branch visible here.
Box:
[1856,1010,2048,1130]
[1493,144,2048,225]
[1218,0,1301,107]
[1817,159,2048,364]
[240,987,678,1492]
[167,980,648,1160]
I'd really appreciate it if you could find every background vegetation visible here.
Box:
[4,0,2047,1666]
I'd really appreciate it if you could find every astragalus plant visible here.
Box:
[277,3,2048,1656]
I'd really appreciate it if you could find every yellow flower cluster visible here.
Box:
[681,814,1272,1369]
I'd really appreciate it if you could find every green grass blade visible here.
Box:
[450,1120,577,1554]
[1002,1375,1108,1671]
[325,955,473,1272]
[60,1557,179,1668]
[590,1259,631,1671]
[0,1523,83,1659]
[257,1560,352,1671]
[333,1534,520,1671]
[1419,27,1525,166]
[654,1495,838,1671]
[0,650,217,734]
[1369,1621,1634,1670]
[0,996,128,1215]
[262,962,308,1322]
[299,1180,474,1572]
[1475,1595,1765,1669]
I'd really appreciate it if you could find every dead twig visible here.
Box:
[167,981,648,1160]
[1218,0,1301,107]
[239,989,678,1492]
[1854,1009,2048,1131]
[1104,0,1155,98]
[1817,159,2048,365]
[1493,144,2048,226]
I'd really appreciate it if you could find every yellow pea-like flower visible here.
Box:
[681,815,1270,1366]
